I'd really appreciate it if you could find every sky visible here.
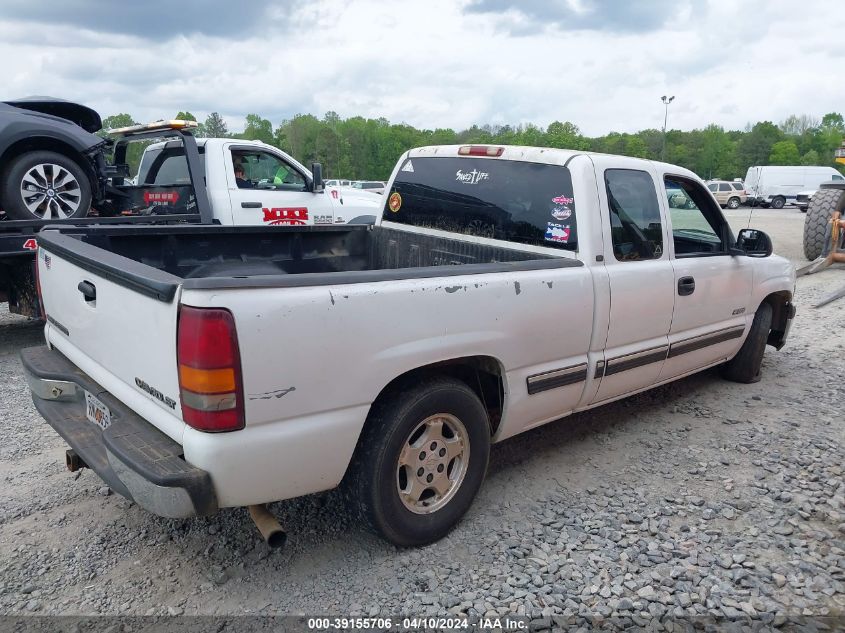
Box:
[0,0,842,137]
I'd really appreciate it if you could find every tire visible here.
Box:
[803,189,844,260]
[727,197,741,209]
[771,196,786,209]
[1,150,92,220]
[719,302,773,384]
[346,377,490,547]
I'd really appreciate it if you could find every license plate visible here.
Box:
[85,391,112,430]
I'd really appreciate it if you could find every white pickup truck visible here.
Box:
[23,144,796,548]
[134,136,380,226]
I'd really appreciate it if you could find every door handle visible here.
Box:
[240,201,262,208]
[678,276,695,296]
[78,280,96,302]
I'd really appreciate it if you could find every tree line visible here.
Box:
[101,110,845,182]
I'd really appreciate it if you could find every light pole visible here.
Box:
[661,95,675,161]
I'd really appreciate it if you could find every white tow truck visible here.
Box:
[23,144,795,548]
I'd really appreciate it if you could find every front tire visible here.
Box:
[1,150,92,220]
[347,377,490,547]
[719,302,772,384]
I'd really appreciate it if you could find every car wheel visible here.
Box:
[727,197,741,209]
[347,377,490,547]
[719,302,772,384]
[1,150,92,220]
[771,196,786,209]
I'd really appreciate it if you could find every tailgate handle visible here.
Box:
[78,280,97,303]
[241,201,262,208]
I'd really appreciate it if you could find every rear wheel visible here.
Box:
[719,302,772,384]
[1,150,92,220]
[347,377,490,547]
[727,197,741,209]
[803,188,844,260]
[771,196,786,209]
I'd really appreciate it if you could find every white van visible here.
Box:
[744,166,845,208]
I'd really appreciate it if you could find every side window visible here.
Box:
[664,176,728,256]
[731,183,744,190]
[719,183,731,192]
[231,150,306,191]
[833,175,844,181]
[605,169,663,261]
[707,183,718,192]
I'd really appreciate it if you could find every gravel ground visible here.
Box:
[0,206,842,630]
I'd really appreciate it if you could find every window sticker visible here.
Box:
[545,222,571,243]
[552,195,574,205]
[401,160,414,173]
[551,206,571,221]
[388,192,402,213]
[456,169,489,185]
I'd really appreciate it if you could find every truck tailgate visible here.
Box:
[35,232,186,442]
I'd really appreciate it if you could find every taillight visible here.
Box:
[458,145,504,157]
[177,306,244,432]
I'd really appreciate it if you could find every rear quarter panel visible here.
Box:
[179,265,594,505]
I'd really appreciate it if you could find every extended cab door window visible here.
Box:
[605,169,664,261]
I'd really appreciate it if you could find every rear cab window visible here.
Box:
[384,156,578,251]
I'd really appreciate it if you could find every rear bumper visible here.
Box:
[20,345,217,518]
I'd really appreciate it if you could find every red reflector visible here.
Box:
[458,145,504,157]
[177,306,244,432]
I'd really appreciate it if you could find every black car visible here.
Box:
[0,96,106,220]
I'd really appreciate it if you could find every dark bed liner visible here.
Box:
[36,224,582,301]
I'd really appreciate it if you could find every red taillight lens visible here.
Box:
[177,306,244,432]
[458,145,504,157]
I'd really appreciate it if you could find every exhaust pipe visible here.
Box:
[247,504,287,549]
[66,450,87,472]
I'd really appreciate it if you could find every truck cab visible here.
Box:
[135,137,380,226]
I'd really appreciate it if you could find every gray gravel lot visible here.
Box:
[0,206,842,629]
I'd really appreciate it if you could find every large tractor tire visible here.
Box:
[803,188,845,260]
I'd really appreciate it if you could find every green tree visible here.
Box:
[800,149,820,166]
[241,114,274,145]
[736,121,783,172]
[546,121,589,150]
[174,111,197,121]
[99,113,136,136]
[768,141,801,165]
[201,112,228,138]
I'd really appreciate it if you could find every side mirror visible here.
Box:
[735,228,773,257]
[310,163,324,193]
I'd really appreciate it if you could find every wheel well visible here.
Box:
[0,137,98,191]
[372,356,505,437]
[763,291,792,346]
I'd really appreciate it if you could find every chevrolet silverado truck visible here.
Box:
[2,116,378,317]
[22,145,796,548]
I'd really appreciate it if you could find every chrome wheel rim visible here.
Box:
[396,413,470,514]
[19,163,82,219]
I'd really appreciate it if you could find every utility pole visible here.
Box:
[661,95,675,161]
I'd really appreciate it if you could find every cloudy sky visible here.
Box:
[0,0,842,136]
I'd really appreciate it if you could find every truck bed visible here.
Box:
[36,225,577,299]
